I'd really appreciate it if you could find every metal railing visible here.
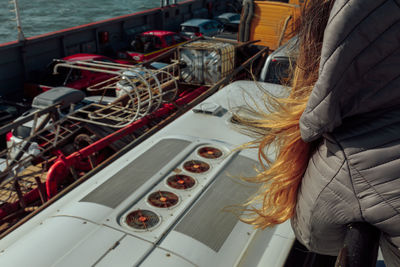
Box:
[335,223,380,267]
[53,60,180,128]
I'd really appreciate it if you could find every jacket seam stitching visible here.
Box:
[336,129,400,218]
[318,0,390,78]
[349,164,400,218]
[308,154,346,246]
[326,0,350,26]
[333,135,365,221]
[302,25,400,139]
[357,155,400,171]
[305,17,399,121]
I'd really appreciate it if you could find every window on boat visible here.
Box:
[14,125,31,139]
[64,69,83,85]
[142,36,159,53]
[203,22,212,30]
[265,58,291,85]
[218,18,229,24]
[181,26,199,33]
[228,14,240,21]
[139,35,148,44]
[164,35,174,46]
[41,62,69,87]
[46,67,81,87]
[96,58,113,63]
[154,36,162,48]
[173,34,186,43]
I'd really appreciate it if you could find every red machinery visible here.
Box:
[0,86,206,223]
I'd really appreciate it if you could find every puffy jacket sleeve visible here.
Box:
[291,136,363,255]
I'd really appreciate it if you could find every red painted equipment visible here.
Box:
[0,86,207,221]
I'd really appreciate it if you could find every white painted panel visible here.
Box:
[160,231,217,266]
[256,234,294,267]
[0,216,123,267]
[56,202,113,223]
[96,235,153,267]
[273,220,295,239]
[140,247,196,267]
[54,223,125,267]
[235,221,294,267]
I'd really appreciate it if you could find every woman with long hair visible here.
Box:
[239,0,400,265]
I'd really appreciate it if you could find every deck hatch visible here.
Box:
[174,155,259,252]
[80,138,190,208]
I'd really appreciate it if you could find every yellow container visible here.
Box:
[249,1,301,50]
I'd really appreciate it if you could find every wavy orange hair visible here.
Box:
[237,0,335,229]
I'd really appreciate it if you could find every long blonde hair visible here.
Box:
[238,0,335,228]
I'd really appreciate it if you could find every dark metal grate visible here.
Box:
[183,160,210,173]
[80,138,190,208]
[174,155,260,252]
[197,146,223,159]
[167,174,196,190]
[125,209,160,230]
[147,191,179,208]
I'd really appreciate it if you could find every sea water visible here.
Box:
[0,0,183,44]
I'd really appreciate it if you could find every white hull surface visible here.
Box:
[0,80,294,267]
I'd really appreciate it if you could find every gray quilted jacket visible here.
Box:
[291,0,400,261]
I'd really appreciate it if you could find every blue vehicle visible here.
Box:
[180,18,224,38]
[214,12,241,32]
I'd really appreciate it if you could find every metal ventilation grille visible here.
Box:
[183,160,210,173]
[80,138,190,208]
[174,155,260,252]
[167,174,196,190]
[147,191,179,208]
[197,146,223,159]
[125,210,160,230]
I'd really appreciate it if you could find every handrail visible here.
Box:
[335,223,380,267]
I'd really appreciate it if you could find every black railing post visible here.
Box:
[335,223,380,267]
